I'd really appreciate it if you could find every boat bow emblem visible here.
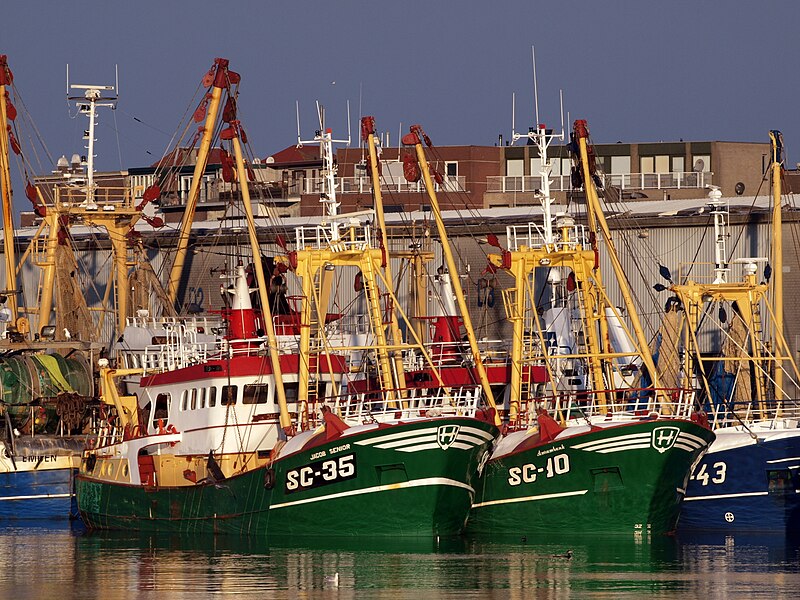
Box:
[437,425,461,450]
[651,426,680,453]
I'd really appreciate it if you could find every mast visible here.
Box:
[361,116,407,394]
[65,74,136,336]
[573,120,667,405]
[228,121,292,433]
[0,56,18,322]
[769,130,784,392]
[402,125,499,424]
[167,58,228,307]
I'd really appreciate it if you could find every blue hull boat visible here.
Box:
[679,425,800,534]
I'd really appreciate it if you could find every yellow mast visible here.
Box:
[0,56,18,322]
[769,130,784,393]
[573,121,667,406]
[229,123,292,433]
[404,126,499,424]
[362,117,407,394]
[167,58,227,307]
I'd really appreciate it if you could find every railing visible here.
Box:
[331,384,485,423]
[486,172,713,194]
[509,387,699,430]
[603,171,712,190]
[302,175,466,195]
[506,222,589,251]
[294,222,374,252]
[675,259,768,284]
[705,400,800,430]
[53,184,134,208]
[486,175,572,194]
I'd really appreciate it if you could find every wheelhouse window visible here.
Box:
[284,382,299,404]
[243,383,270,405]
[221,385,238,406]
[152,393,170,429]
[208,387,217,407]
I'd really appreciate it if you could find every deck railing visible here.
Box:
[486,171,712,194]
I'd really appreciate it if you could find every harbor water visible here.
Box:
[0,523,797,599]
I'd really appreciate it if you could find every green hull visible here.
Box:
[468,419,714,536]
[76,417,496,537]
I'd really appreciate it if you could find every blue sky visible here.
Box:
[2,1,799,205]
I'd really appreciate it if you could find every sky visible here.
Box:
[2,1,799,215]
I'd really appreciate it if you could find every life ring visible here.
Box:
[264,467,276,489]
[166,424,177,435]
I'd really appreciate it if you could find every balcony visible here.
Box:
[603,171,713,190]
[301,175,466,195]
[486,175,572,193]
[485,171,712,194]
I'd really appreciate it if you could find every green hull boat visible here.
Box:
[77,416,497,537]
[469,417,714,536]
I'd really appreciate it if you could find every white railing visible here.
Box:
[486,172,713,194]
[302,175,466,195]
[332,385,484,423]
[604,171,712,190]
[506,222,589,251]
[486,175,572,193]
[294,222,374,252]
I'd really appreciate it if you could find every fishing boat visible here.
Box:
[75,59,499,537]
[0,55,117,519]
[467,120,714,536]
[665,131,800,534]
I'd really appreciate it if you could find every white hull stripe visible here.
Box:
[766,456,800,464]
[573,430,707,454]
[0,493,71,501]
[269,477,473,510]
[684,490,769,502]
[675,442,701,452]
[573,432,651,451]
[595,443,652,453]
[472,489,588,509]
[354,428,440,446]
[680,431,709,447]
[370,434,437,450]
[396,441,477,453]
[461,426,496,441]
[460,433,491,446]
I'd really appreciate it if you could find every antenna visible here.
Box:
[532,45,540,128]
[345,99,352,146]
[559,89,565,141]
[511,91,516,141]
[295,100,302,147]
[65,65,119,205]
[297,101,352,235]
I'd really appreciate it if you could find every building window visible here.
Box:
[654,155,670,173]
[506,159,524,177]
[640,156,654,173]
[445,162,458,177]
[691,155,710,173]
[610,156,631,175]
[672,156,685,173]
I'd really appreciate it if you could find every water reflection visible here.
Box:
[0,523,797,598]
